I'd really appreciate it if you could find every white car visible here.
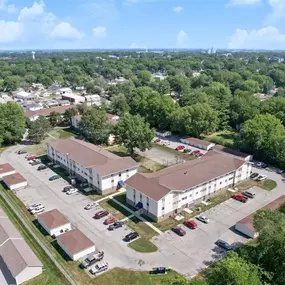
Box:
[84,202,99,210]
[197,215,210,224]
[27,203,43,211]
[89,261,108,275]
[66,188,78,195]
[256,174,267,181]
[31,206,45,215]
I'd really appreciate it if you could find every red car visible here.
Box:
[183,219,197,229]
[191,150,200,156]
[154,138,161,143]
[94,210,109,219]
[232,193,248,203]
[104,216,116,225]
[175,145,185,151]
[27,155,37,161]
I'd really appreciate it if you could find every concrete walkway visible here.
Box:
[96,188,126,203]
[111,197,163,235]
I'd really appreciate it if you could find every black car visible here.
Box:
[108,221,124,231]
[171,226,186,236]
[250,172,259,179]
[37,165,48,171]
[62,185,73,192]
[216,239,233,251]
[124,232,139,242]
[150,267,171,275]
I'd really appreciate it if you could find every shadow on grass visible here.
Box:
[51,240,73,262]
[32,220,50,237]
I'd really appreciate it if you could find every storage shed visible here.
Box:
[235,195,285,238]
[180,137,215,150]
[56,229,95,260]
[38,209,71,237]
[0,163,16,179]
[2,173,27,190]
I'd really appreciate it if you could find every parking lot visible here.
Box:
[1,146,285,279]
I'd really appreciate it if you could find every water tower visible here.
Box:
[31,51,35,60]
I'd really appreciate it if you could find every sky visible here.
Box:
[0,0,285,50]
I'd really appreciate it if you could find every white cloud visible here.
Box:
[173,6,184,12]
[176,30,188,48]
[18,1,45,21]
[50,22,82,40]
[227,0,260,6]
[130,42,147,49]
[92,26,107,38]
[0,0,17,13]
[266,0,285,23]
[228,26,285,49]
[0,20,23,43]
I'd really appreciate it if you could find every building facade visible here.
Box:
[47,138,138,194]
[126,151,252,222]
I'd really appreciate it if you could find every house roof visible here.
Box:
[0,239,42,277]
[48,138,137,176]
[73,113,119,125]
[236,195,285,233]
[38,209,70,230]
[0,218,22,245]
[24,105,74,118]
[0,163,14,175]
[3,173,26,186]
[126,151,246,201]
[56,229,94,254]
[213,145,250,159]
[182,137,214,147]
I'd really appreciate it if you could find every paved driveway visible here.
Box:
[1,147,285,279]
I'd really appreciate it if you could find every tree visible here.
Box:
[49,112,62,127]
[275,87,285,97]
[28,116,51,144]
[260,97,285,125]
[110,93,130,115]
[170,104,218,137]
[0,102,26,145]
[206,252,262,285]
[204,82,232,129]
[3,76,20,91]
[62,108,78,126]
[179,89,209,107]
[113,114,155,156]
[137,70,152,86]
[79,108,110,144]
[236,114,285,163]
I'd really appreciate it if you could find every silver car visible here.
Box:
[197,215,210,224]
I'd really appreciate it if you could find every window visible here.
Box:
[111,179,114,183]
[140,193,142,200]
[196,192,198,194]
[119,173,121,177]
[147,202,149,206]
[126,169,129,172]
[182,197,187,200]
[220,181,222,184]
[162,207,165,210]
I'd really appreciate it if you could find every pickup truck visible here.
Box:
[80,251,104,269]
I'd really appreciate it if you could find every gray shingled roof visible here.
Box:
[0,239,42,277]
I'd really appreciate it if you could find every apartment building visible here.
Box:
[125,151,252,222]
[47,138,138,194]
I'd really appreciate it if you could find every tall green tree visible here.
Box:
[0,102,26,145]
[110,93,130,115]
[79,108,110,144]
[63,108,78,126]
[206,252,262,285]
[28,116,51,144]
[49,112,62,127]
[113,114,155,156]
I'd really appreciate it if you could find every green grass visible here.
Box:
[128,238,158,253]
[236,179,277,191]
[99,197,133,220]
[114,193,137,212]
[260,179,277,191]
[125,216,158,240]
[95,268,181,285]
[204,130,236,147]
[0,192,69,285]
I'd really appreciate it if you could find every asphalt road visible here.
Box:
[1,146,285,279]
